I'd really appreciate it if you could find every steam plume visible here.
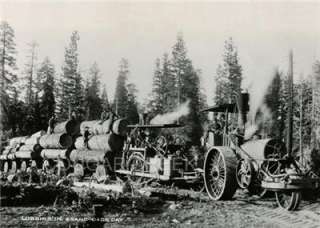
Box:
[150,100,190,125]
[244,69,276,139]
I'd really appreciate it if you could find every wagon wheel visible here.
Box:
[127,152,146,184]
[236,159,253,189]
[241,164,268,197]
[275,191,301,211]
[204,148,238,200]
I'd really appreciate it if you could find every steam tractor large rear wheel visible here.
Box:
[204,148,238,200]
[275,191,301,211]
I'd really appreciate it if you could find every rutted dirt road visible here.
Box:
[1,189,320,228]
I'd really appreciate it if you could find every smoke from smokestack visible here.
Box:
[248,70,275,121]
[244,104,272,140]
[150,100,190,125]
[244,69,276,139]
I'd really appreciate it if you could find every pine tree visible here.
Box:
[23,41,38,105]
[101,84,110,110]
[223,38,242,101]
[126,83,139,124]
[161,53,176,113]
[214,64,228,105]
[0,21,18,138]
[83,62,103,120]
[214,37,242,105]
[38,57,56,130]
[171,33,188,108]
[149,58,163,115]
[58,31,83,119]
[170,34,206,144]
[264,69,282,138]
[299,78,312,147]
[114,58,129,117]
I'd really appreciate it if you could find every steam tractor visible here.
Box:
[202,93,319,210]
[115,123,204,188]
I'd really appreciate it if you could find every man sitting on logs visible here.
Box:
[47,114,56,134]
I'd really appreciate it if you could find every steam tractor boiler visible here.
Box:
[202,93,319,210]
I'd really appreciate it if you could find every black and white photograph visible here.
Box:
[1,0,320,227]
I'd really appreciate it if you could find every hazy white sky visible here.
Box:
[1,1,320,105]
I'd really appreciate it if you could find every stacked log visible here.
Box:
[54,119,80,136]
[71,117,127,164]
[39,133,72,149]
[9,136,28,148]
[14,130,45,160]
[74,134,124,152]
[0,131,45,174]
[80,118,128,136]
[39,120,79,161]
[41,149,68,160]
[69,149,105,163]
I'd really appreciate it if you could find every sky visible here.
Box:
[1,1,320,105]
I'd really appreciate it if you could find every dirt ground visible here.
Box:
[1,188,320,228]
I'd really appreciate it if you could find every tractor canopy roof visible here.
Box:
[201,103,238,113]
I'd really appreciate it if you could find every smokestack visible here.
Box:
[239,92,249,127]
[287,50,294,156]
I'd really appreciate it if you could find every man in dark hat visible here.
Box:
[48,114,56,134]
[83,126,91,149]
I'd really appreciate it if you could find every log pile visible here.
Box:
[39,120,79,160]
[54,119,80,136]
[0,131,45,162]
[39,133,73,149]
[80,119,128,136]
[15,130,45,160]
[70,117,127,163]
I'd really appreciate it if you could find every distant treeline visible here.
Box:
[1,20,320,150]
